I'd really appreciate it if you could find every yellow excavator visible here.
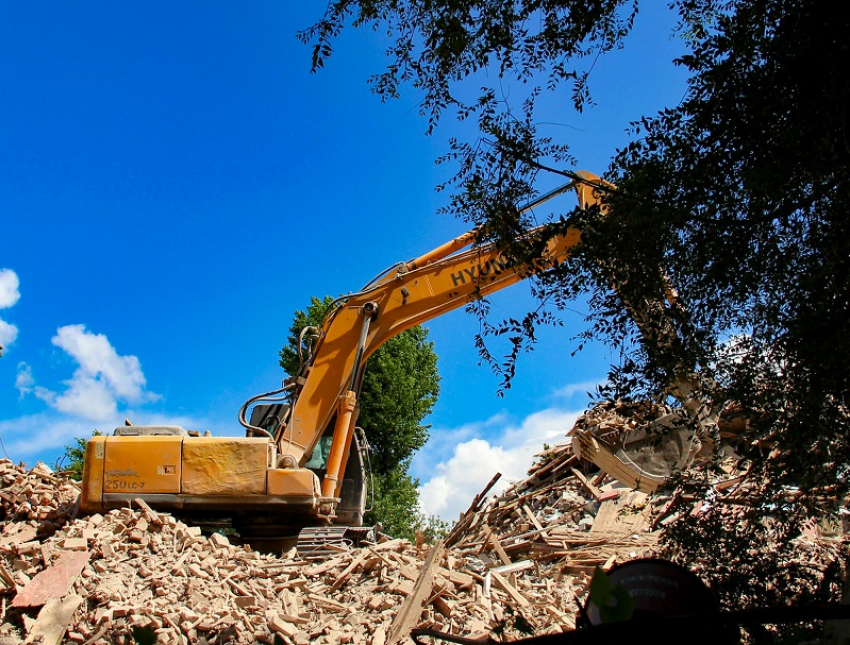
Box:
[80,172,713,546]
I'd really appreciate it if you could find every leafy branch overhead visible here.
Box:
[299,1,644,390]
[588,567,635,624]
[300,1,635,124]
[302,0,850,623]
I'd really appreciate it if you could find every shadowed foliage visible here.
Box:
[302,0,850,635]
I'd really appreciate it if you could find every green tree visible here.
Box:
[56,431,102,480]
[302,0,850,629]
[280,296,441,540]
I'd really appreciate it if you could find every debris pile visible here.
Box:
[445,449,660,575]
[0,459,611,645]
[0,403,846,645]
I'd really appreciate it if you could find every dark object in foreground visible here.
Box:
[412,604,850,645]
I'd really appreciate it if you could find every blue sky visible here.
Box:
[0,2,688,520]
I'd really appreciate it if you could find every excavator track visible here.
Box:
[296,526,376,559]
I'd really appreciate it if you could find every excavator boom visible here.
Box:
[81,171,683,541]
[277,221,583,499]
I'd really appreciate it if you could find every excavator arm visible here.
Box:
[81,169,703,539]
[568,184,718,492]
[276,213,584,500]
[278,169,714,502]
[272,173,617,501]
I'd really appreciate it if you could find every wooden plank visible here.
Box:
[482,525,512,566]
[598,488,622,502]
[0,560,16,590]
[329,548,372,591]
[12,551,91,608]
[306,593,349,612]
[387,541,446,645]
[524,452,577,485]
[441,568,475,589]
[24,594,83,645]
[371,538,407,552]
[303,554,349,577]
[507,510,578,543]
[714,475,746,492]
[445,473,501,547]
[133,497,163,524]
[570,467,602,500]
[572,431,661,493]
[559,564,598,576]
[491,560,534,576]
[521,505,548,539]
[489,571,531,608]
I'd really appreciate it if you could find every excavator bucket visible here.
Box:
[570,403,708,493]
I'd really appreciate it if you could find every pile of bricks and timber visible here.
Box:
[0,402,846,645]
[0,458,609,645]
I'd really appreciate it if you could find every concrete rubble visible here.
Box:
[0,406,846,645]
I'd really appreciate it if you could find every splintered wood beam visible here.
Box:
[491,560,534,576]
[571,467,602,500]
[445,473,502,547]
[490,570,531,608]
[387,541,446,645]
[482,525,512,566]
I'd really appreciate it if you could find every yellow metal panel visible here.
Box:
[80,437,106,511]
[182,438,269,496]
[103,436,183,494]
[266,468,321,499]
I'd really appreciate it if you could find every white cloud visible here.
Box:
[0,319,18,350]
[52,325,151,403]
[0,413,95,461]
[0,410,212,466]
[415,412,509,473]
[0,392,335,469]
[15,362,34,397]
[0,269,20,309]
[552,379,605,401]
[18,324,159,422]
[48,373,122,421]
[0,408,217,467]
[416,406,582,521]
[1,324,216,465]
[0,269,20,350]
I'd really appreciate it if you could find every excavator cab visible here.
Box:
[248,403,289,439]
[248,403,367,528]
